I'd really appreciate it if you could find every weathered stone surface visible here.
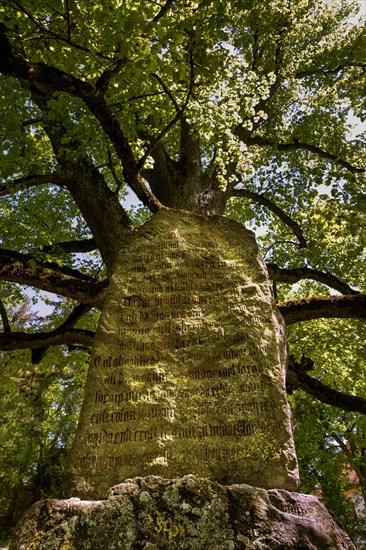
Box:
[64,209,298,498]
[10,476,355,549]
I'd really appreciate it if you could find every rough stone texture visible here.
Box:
[9,476,355,549]
[64,210,298,499]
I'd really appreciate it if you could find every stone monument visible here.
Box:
[63,209,299,499]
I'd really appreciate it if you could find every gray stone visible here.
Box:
[64,210,298,499]
[9,476,355,549]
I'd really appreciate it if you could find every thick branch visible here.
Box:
[0,328,95,351]
[0,298,11,333]
[28,88,135,268]
[246,136,365,174]
[41,238,97,254]
[267,264,358,295]
[231,188,306,248]
[287,368,366,415]
[279,294,366,325]
[96,59,129,94]
[59,304,93,331]
[31,303,93,363]
[0,27,163,213]
[0,248,107,306]
[0,173,69,197]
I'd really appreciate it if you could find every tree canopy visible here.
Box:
[0,0,366,542]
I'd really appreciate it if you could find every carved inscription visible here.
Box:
[65,210,299,498]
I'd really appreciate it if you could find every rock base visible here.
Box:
[10,476,355,549]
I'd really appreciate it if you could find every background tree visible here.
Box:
[0,0,366,542]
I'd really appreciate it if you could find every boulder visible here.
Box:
[10,476,355,549]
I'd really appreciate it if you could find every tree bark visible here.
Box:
[287,368,366,415]
[268,264,358,295]
[279,294,366,324]
[0,248,107,305]
[0,328,95,351]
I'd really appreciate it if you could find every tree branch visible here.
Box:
[0,297,11,333]
[0,328,95,352]
[106,149,124,195]
[28,87,135,268]
[296,62,366,79]
[331,432,366,488]
[96,59,129,94]
[40,238,97,254]
[138,53,195,170]
[0,276,96,358]
[287,367,366,415]
[153,0,176,22]
[30,303,93,363]
[238,28,284,137]
[231,188,306,248]
[0,173,70,197]
[0,248,107,306]
[150,72,181,112]
[246,136,365,174]
[60,304,93,330]
[5,1,111,60]
[65,0,71,42]
[279,294,366,325]
[0,26,163,213]
[267,263,358,295]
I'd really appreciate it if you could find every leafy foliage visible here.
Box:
[0,0,365,543]
[0,298,91,542]
[286,311,366,541]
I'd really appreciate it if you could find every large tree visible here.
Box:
[1,0,366,540]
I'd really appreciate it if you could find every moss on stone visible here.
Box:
[10,476,356,549]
